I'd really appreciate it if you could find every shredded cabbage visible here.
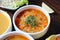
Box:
[12,0,28,8]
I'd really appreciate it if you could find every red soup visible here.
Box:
[56,37,60,40]
[15,9,48,33]
[4,35,29,40]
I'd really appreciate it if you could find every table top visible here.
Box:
[0,0,60,40]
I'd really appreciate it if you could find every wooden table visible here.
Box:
[0,0,60,40]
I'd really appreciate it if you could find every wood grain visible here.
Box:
[44,0,60,14]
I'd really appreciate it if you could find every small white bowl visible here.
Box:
[0,31,34,40]
[0,10,12,36]
[13,5,50,39]
[56,34,60,37]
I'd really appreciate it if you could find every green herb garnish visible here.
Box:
[25,15,37,27]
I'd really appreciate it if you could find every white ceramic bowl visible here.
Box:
[56,34,60,37]
[13,5,50,39]
[0,31,34,40]
[0,10,12,36]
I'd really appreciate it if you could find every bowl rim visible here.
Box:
[0,31,34,40]
[0,10,12,36]
[13,5,50,35]
[56,34,60,37]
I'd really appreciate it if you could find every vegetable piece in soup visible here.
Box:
[15,9,48,33]
[4,35,29,40]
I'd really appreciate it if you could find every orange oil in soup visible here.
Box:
[4,35,29,40]
[0,13,9,35]
[15,9,48,33]
[56,37,60,40]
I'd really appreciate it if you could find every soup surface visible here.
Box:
[0,13,9,35]
[15,9,48,33]
[56,37,60,40]
[4,35,29,40]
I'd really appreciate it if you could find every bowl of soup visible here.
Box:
[13,5,50,39]
[56,34,60,40]
[0,10,12,36]
[0,31,34,40]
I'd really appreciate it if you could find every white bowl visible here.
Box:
[56,34,60,37]
[0,31,34,40]
[0,10,12,36]
[13,5,50,39]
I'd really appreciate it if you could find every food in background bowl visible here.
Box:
[4,35,29,40]
[56,34,60,40]
[45,34,60,40]
[45,35,56,40]
[13,5,50,39]
[0,10,12,35]
[0,0,28,10]
[15,9,48,33]
[56,36,60,40]
[0,31,34,40]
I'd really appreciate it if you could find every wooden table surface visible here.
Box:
[0,0,60,40]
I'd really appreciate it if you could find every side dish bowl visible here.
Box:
[45,34,60,40]
[0,31,34,40]
[0,10,12,36]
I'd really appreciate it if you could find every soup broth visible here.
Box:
[0,13,9,35]
[15,9,48,33]
[56,37,60,40]
[4,35,29,40]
